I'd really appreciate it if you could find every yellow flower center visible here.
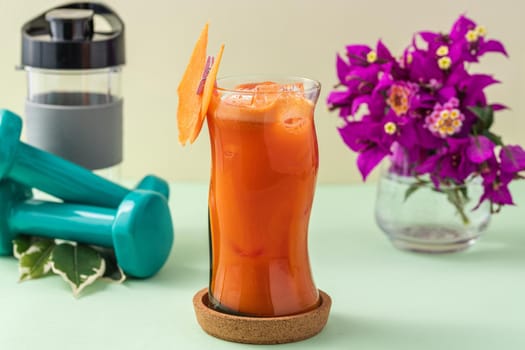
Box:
[475,25,487,37]
[435,108,463,136]
[438,56,452,70]
[367,51,377,63]
[384,122,397,135]
[436,45,449,56]
[440,110,450,119]
[387,85,411,116]
[466,29,478,42]
[406,52,413,64]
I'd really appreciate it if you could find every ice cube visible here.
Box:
[252,82,281,107]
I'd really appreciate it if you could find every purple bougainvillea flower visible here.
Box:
[373,70,394,95]
[396,119,419,149]
[408,50,443,83]
[357,146,389,180]
[327,14,521,210]
[339,114,403,179]
[338,121,381,153]
[439,138,478,182]
[481,181,514,205]
[459,74,499,107]
[336,54,350,83]
[415,138,477,184]
[345,45,372,66]
[449,15,477,41]
[466,136,495,163]
[491,103,508,111]
[479,168,515,206]
[418,31,441,45]
[438,86,457,102]
[376,40,395,62]
[478,40,508,57]
[350,65,381,92]
[500,145,525,173]
[327,90,350,106]
[446,63,469,87]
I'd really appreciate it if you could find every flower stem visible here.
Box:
[448,187,470,225]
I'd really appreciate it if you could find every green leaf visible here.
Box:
[404,182,425,202]
[18,238,55,282]
[13,235,33,259]
[444,188,470,225]
[459,186,470,202]
[92,246,127,283]
[50,243,105,297]
[469,106,494,129]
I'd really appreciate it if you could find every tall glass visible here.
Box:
[207,76,321,317]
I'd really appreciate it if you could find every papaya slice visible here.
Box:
[177,24,224,145]
[190,43,225,143]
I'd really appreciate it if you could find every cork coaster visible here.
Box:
[193,288,332,344]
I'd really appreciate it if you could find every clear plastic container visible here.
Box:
[21,4,125,182]
[25,67,122,105]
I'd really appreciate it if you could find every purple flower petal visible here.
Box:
[367,97,387,117]
[478,40,509,57]
[338,121,381,152]
[459,74,497,107]
[438,86,457,102]
[414,157,436,175]
[357,146,388,180]
[338,106,352,119]
[346,45,371,66]
[448,43,464,63]
[373,73,393,95]
[461,74,500,92]
[327,90,351,106]
[500,145,525,173]
[336,54,349,83]
[449,15,476,41]
[482,182,514,205]
[409,50,443,83]
[447,64,469,86]
[419,31,440,44]
[467,136,495,163]
[376,40,394,61]
[491,103,508,111]
[351,95,370,115]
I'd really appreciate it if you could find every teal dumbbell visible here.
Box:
[0,109,169,208]
[0,180,173,278]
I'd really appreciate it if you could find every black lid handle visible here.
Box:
[45,9,94,41]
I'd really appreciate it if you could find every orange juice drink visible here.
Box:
[207,77,321,317]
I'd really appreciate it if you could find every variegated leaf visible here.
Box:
[50,243,105,297]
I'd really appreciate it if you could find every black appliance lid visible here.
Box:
[21,2,125,69]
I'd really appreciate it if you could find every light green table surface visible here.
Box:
[1,182,524,350]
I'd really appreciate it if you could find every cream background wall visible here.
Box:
[0,0,523,183]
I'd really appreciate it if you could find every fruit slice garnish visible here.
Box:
[191,43,224,143]
[177,23,224,145]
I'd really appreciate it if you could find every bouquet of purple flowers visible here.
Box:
[328,15,525,214]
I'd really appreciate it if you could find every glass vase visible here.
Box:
[206,76,321,317]
[375,161,491,253]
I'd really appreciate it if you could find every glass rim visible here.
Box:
[215,75,321,95]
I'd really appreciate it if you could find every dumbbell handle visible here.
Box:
[11,199,115,247]
[9,142,128,208]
